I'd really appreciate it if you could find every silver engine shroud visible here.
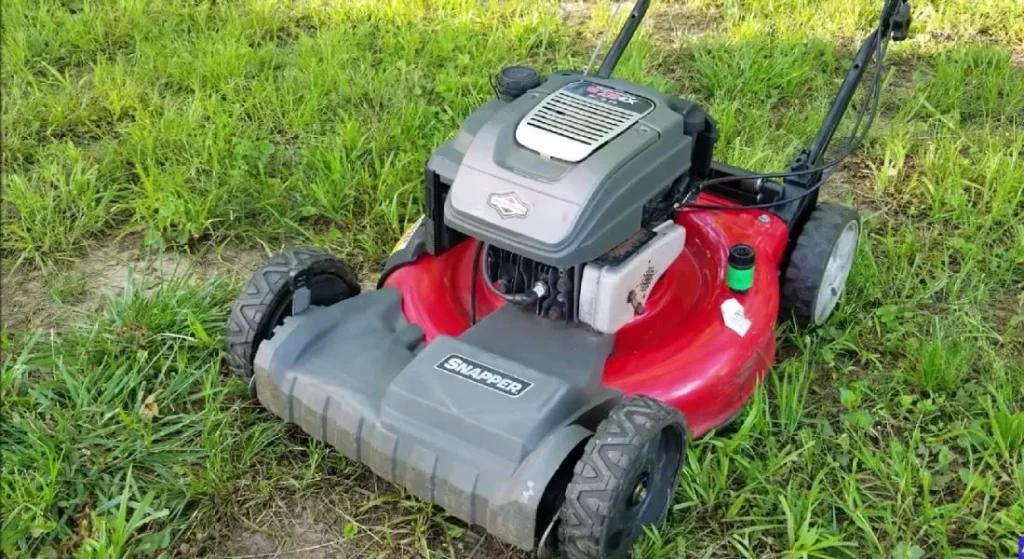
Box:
[435,73,697,268]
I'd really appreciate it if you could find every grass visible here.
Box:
[1,0,1022,557]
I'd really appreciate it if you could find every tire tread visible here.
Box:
[224,247,358,382]
[780,203,860,328]
[558,396,687,559]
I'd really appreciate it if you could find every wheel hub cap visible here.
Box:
[813,220,859,325]
[629,474,650,507]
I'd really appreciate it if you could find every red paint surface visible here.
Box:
[383,195,789,437]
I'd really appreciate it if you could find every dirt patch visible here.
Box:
[560,0,719,44]
[0,235,389,333]
[198,465,524,559]
[223,515,330,558]
[220,506,344,559]
[1,235,267,332]
[1,267,64,333]
[981,288,1024,339]
[821,156,884,208]
[645,1,721,44]
[559,1,595,28]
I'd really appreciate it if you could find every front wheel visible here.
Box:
[780,203,861,328]
[558,396,688,559]
[224,247,359,387]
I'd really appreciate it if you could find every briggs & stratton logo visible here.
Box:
[487,192,530,219]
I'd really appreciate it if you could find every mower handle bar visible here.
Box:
[807,0,906,166]
[595,0,650,78]
[597,0,908,168]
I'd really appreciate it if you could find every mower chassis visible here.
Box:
[246,2,912,554]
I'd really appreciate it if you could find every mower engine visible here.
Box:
[426,69,718,332]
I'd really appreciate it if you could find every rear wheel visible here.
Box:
[224,247,359,387]
[558,396,687,559]
[780,203,860,328]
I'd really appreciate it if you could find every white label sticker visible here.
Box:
[721,298,751,337]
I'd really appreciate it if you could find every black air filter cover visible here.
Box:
[496,66,542,101]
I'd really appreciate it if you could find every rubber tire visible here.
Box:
[780,203,860,328]
[224,247,359,385]
[558,396,688,559]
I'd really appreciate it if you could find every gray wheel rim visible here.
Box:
[813,220,859,325]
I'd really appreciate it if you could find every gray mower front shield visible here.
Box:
[252,288,619,549]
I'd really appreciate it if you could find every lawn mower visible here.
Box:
[224,1,911,556]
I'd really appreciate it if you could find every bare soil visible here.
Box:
[199,465,523,559]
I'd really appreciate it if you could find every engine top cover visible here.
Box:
[437,72,708,267]
[515,81,654,163]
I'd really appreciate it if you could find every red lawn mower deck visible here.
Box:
[383,197,790,437]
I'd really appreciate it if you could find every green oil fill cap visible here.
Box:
[727,244,755,292]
